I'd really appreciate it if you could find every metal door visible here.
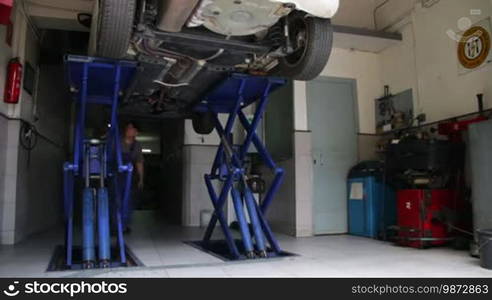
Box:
[307,77,358,235]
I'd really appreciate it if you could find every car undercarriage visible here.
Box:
[90,0,337,132]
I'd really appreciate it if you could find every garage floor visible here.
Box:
[0,211,491,278]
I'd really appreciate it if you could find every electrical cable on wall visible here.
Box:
[17,0,41,42]
[373,0,390,30]
[19,121,38,151]
[0,111,64,151]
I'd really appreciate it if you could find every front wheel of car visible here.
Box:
[92,0,136,59]
[275,13,334,81]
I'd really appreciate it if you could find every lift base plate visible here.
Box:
[185,240,296,262]
[47,245,144,272]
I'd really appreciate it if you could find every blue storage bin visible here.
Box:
[348,176,396,239]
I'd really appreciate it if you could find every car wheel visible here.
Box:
[192,113,215,135]
[93,0,136,59]
[275,12,333,81]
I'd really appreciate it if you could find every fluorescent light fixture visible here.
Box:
[142,149,152,153]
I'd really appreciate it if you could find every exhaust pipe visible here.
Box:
[157,0,201,32]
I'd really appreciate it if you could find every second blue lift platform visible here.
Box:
[195,74,287,260]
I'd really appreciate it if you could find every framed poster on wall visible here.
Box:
[457,18,492,75]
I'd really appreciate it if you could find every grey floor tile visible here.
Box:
[0,211,491,278]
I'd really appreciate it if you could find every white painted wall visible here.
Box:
[332,0,377,29]
[27,0,93,31]
[0,24,15,244]
[294,48,383,134]
[296,0,491,135]
[379,0,492,124]
[0,7,26,117]
[0,26,12,107]
[374,0,418,30]
[181,145,217,227]
[1,4,69,244]
[14,64,69,243]
[0,7,31,244]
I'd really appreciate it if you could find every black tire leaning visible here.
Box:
[192,112,215,135]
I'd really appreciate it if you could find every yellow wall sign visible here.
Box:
[458,25,491,69]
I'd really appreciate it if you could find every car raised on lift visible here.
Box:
[89,0,339,133]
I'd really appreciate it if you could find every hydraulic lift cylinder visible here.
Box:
[243,186,267,256]
[97,188,111,267]
[231,188,254,257]
[82,188,96,267]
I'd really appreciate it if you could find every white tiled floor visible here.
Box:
[0,211,491,278]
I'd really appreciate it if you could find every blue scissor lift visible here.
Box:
[63,55,287,268]
[195,74,287,259]
[63,56,137,269]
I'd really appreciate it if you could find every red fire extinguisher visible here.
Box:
[3,58,22,104]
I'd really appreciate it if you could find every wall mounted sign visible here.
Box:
[458,18,491,73]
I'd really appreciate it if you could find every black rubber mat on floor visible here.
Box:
[185,240,297,261]
[46,245,144,272]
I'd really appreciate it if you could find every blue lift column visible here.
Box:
[198,74,286,260]
[63,56,136,269]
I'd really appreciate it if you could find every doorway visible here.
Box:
[307,77,358,235]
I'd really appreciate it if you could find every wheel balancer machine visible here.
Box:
[63,56,137,269]
[195,74,287,259]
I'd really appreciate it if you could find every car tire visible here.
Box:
[95,0,136,59]
[275,13,333,81]
[192,113,215,135]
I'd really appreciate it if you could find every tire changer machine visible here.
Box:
[386,95,487,249]
[62,56,287,269]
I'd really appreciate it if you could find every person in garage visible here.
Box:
[120,121,145,233]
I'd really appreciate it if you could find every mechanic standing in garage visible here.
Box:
[120,121,145,233]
